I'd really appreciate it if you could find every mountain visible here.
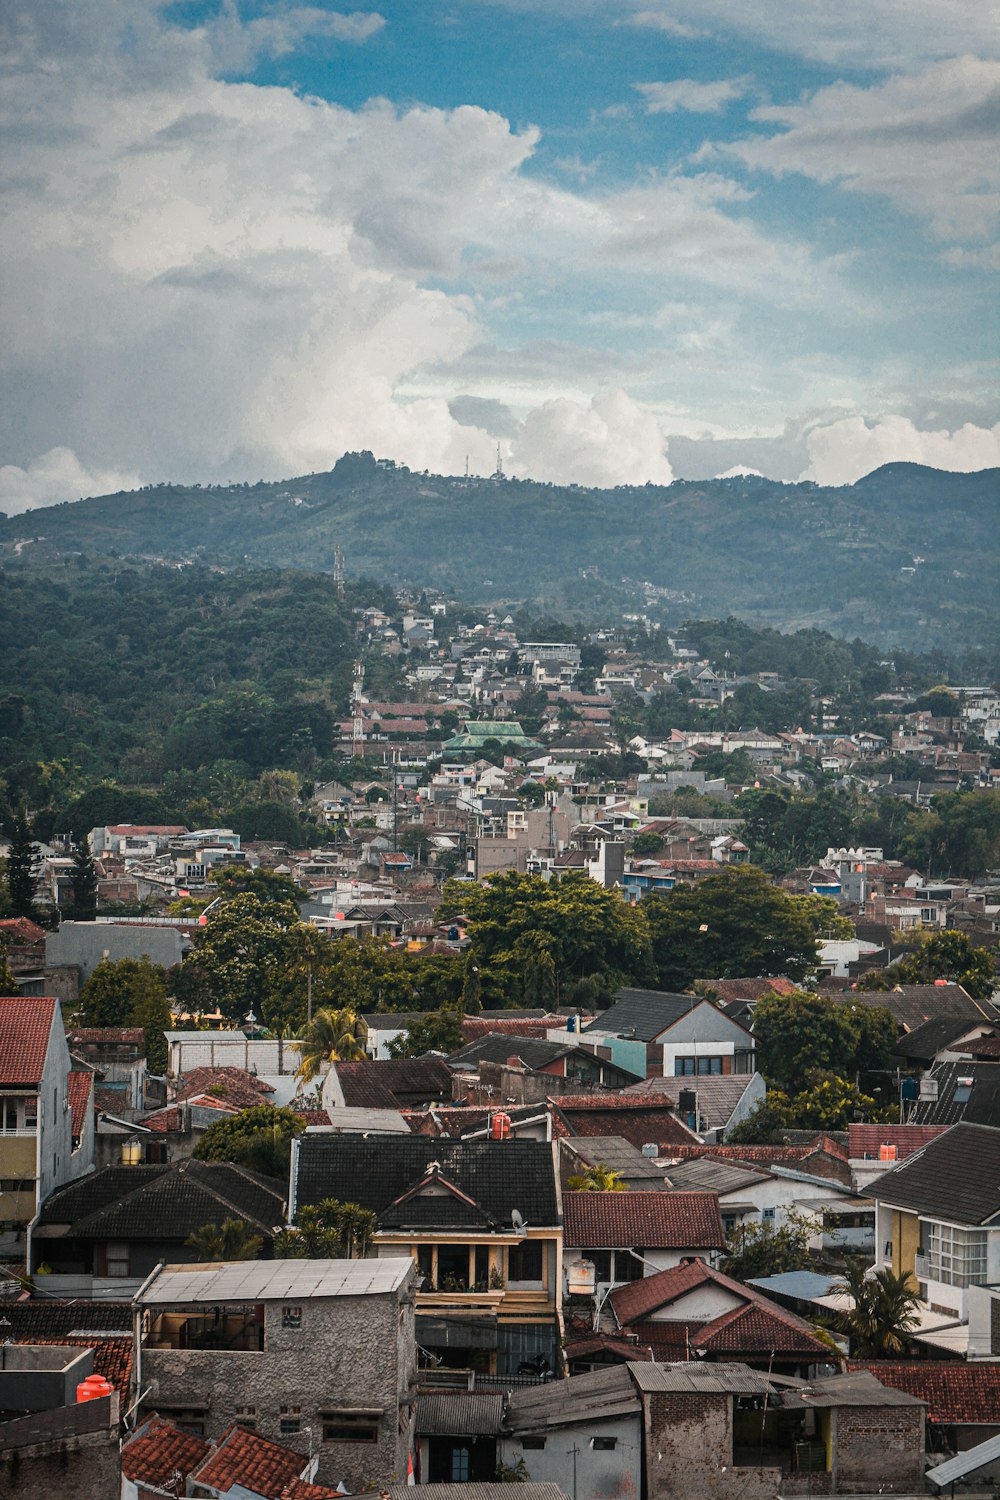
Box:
[2,456,997,648]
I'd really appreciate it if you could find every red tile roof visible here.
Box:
[703,977,799,1001]
[610,1257,713,1324]
[68,1027,145,1045]
[556,1095,695,1150]
[461,1016,564,1040]
[558,1093,678,1111]
[67,1069,94,1136]
[122,1413,211,1486]
[0,996,57,1085]
[693,1301,830,1357]
[848,1124,948,1160]
[173,1066,275,1110]
[563,1191,726,1251]
[565,1333,653,1363]
[278,1480,342,1499]
[664,1137,850,1164]
[848,1361,1000,1424]
[0,917,47,944]
[190,1424,308,1497]
[106,824,188,835]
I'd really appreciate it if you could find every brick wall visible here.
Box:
[833,1404,924,1492]
[644,1391,781,1500]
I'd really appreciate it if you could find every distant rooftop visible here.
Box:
[136,1256,416,1306]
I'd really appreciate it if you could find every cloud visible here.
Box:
[620,0,999,69]
[716,464,763,477]
[509,391,673,486]
[634,78,749,115]
[0,448,140,517]
[627,10,702,39]
[798,415,1000,485]
[206,4,386,74]
[722,57,1000,242]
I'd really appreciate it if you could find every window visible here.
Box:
[521,1436,546,1450]
[106,1242,130,1277]
[508,1241,544,1285]
[592,1437,617,1451]
[451,1447,470,1481]
[280,1406,301,1435]
[281,1305,302,1329]
[674,1056,723,1076]
[323,1413,379,1444]
[762,1208,775,1222]
[924,1223,988,1288]
[236,1406,257,1429]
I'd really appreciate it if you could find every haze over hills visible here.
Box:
[1,455,997,650]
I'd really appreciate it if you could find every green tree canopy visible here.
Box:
[644,865,819,992]
[720,1209,820,1281]
[856,929,997,1003]
[274,1198,376,1259]
[388,1005,465,1058]
[78,956,172,1072]
[566,1163,628,1192]
[753,989,896,1089]
[296,1007,368,1081]
[831,1264,920,1357]
[5,813,37,920]
[439,869,651,1004]
[185,1218,264,1262]
[193,1103,306,1174]
[210,866,304,906]
[179,891,302,1024]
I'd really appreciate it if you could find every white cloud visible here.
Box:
[0,448,140,517]
[205,5,386,73]
[635,78,748,115]
[509,391,673,486]
[722,57,1000,242]
[799,415,1000,485]
[716,464,763,477]
[627,11,702,39]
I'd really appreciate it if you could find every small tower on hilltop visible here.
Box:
[492,443,506,482]
[333,543,345,602]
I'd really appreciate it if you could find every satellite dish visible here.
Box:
[511,1209,526,1230]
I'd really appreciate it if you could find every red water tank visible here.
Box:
[77,1374,113,1403]
[491,1111,511,1141]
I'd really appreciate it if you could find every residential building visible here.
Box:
[0,995,93,1254]
[498,1367,642,1500]
[563,1190,726,1299]
[583,989,756,1079]
[291,1134,562,1376]
[133,1257,419,1491]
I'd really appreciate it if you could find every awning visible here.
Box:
[418,1315,498,1351]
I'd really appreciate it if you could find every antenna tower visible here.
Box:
[333,544,345,602]
[493,443,504,482]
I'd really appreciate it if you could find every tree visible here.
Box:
[179,892,301,1024]
[856,929,997,1003]
[753,990,895,1090]
[790,892,854,941]
[5,814,37,919]
[193,1103,305,1174]
[566,1163,628,1192]
[69,835,98,920]
[296,1007,368,1081]
[78,957,172,1072]
[210,866,304,906]
[439,870,651,1004]
[388,1005,464,1058]
[185,1218,264,1262]
[273,1198,376,1259]
[772,1072,881,1131]
[720,1209,820,1281]
[517,780,545,808]
[725,1098,790,1146]
[631,832,665,857]
[831,1264,920,1357]
[644,865,819,992]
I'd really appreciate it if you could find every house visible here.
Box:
[133,1257,419,1491]
[847,1123,948,1192]
[121,1414,343,1499]
[67,1026,148,1113]
[0,1345,121,1499]
[31,1159,286,1295]
[0,995,93,1253]
[414,1390,507,1484]
[908,1060,1000,1127]
[870,1122,1000,1330]
[552,1093,696,1151]
[583,989,755,1079]
[608,1261,834,1375]
[634,1361,924,1499]
[834,982,995,1035]
[498,1367,643,1500]
[559,1135,671,1190]
[891,1013,1000,1071]
[322,1056,454,1112]
[448,1034,641,1091]
[848,1360,1000,1481]
[626,1072,767,1141]
[291,1134,562,1376]
[563,1191,726,1301]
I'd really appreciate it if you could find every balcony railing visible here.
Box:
[0,1127,36,1137]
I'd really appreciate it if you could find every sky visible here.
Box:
[0,0,998,513]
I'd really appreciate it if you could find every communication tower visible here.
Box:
[333,544,345,602]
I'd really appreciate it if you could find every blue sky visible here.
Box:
[0,0,997,510]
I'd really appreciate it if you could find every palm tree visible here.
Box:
[185,1218,264,1262]
[832,1263,920,1357]
[295,1007,369,1081]
[566,1163,629,1192]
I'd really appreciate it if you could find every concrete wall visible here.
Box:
[46,923,189,984]
[0,1345,91,1412]
[142,1288,416,1490]
[499,1413,642,1500]
[0,1394,120,1500]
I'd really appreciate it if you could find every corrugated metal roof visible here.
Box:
[626,1361,773,1393]
[136,1256,415,1305]
[927,1432,1000,1487]
[747,1271,841,1300]
[416,1392,506,1437]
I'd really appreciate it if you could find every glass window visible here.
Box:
[106,1242,130,1277]
[451,1447,470,1481]
[508,1241,544,1284]
[613,1250,643,1283]
[281,1306,302,1329]
[323,1414,379,1444]
[592,1437,617,1451]
[521,1436,546,1450]
[924,1223,988,1287]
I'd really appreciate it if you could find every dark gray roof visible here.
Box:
[335,1056,454,1108]
[415,1392,506,1437]
[37,1161,286,1240]
[582,989,702,1042]
[627,1074,759,1129]
[891,1015,991,1062]
[449,1035,574,1069]
[664,1158,771,1195]
[564,1136,669,1187]
[0,1300,132,1337]
[838,983,994,1032]
[869,1122,1000,1224]
[293,1135,560,1228]
[911,1061,1000,1127]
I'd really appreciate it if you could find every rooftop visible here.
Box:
[868,1121,1000,1224]
[848,1360,1000,1424]
[582,989,703,1043]
[0,996,57,1085]
[563,1191,726,1250]
[136,1255,417,1306]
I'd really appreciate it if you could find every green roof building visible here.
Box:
[443,719,547,757]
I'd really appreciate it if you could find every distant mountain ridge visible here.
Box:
[2,456,997,648]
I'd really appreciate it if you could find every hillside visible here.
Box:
[2,456,997,649]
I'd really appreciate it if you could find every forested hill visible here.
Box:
[2,456,997,648]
